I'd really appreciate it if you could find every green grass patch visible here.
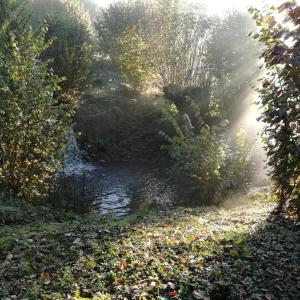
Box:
[0,198,299,299]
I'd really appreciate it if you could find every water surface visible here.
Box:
[63,130,176,216]
[87,161,176,216]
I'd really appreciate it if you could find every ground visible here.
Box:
[0,194,299,300]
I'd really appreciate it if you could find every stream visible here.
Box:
[88,162,175,216]
[62,130,176,216]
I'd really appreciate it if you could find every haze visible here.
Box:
[93,0,286,14]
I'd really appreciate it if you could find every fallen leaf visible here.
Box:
[39,272,50,284]
[116,278,125,285]
[86,259,95,270]
[119,259,128,271]
[168,290,177,298]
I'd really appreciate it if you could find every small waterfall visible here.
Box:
[62,128,95,175]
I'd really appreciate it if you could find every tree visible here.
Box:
[95,0,211,91]
[115,26,154,89]
[149,0,211,90]
[0,0,77,200]
[208,11,259,121]
[79,0,99,21]
[249,1,300,214]
[29,0,94,91]
[95,0,150,61]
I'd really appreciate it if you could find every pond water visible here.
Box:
[87,162,176,216]
[63,130,176,216]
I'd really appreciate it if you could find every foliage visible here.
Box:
[29,0,94,91]
[0,196,72,226]
[208,11,259,120]
[1,196,299,299]
[76,89,172,160]
[0,0,77,200]
[79,0,99,21]
[249,1,300,213]
[160,106,255,203]
[114,27,154,89]
[148,0,212,90]
[94,0,153,89]
[95,0,212,90]
[223,130,256,191]
[95,0,150,60]
[94,0,258,125]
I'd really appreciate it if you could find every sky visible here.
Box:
[93,0,286,15]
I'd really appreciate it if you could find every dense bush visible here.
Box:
[29,0,94,91]
[160,106,255,203]
[95,0,212,90]
[0,0,77,200]
[95,1,257,91]
[249,2,300,213]
[114,27,154,90]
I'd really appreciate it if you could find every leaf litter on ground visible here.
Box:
[0,196,299,299]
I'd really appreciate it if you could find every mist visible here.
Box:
[2,0,300,298]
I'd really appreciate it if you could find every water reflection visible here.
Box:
[89,162,176,216]
[62,130,175,216]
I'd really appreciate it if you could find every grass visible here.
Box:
[0,195,299,299]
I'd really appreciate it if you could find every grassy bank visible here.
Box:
[0,195,299,299]
[76,88,172,161]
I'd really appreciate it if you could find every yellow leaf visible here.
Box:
[86,259,95,270]
[40,271,50,284]
[119,259,128,271]
[74,288,80,298]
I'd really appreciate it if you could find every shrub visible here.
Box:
[29,0,94,91]
[160,106,255,204]
[114,27,154,90]
[0,0,77,200]
[249,2,300,214]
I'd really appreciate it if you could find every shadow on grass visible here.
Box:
[0,201,299,299]
[203,212,300,300]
